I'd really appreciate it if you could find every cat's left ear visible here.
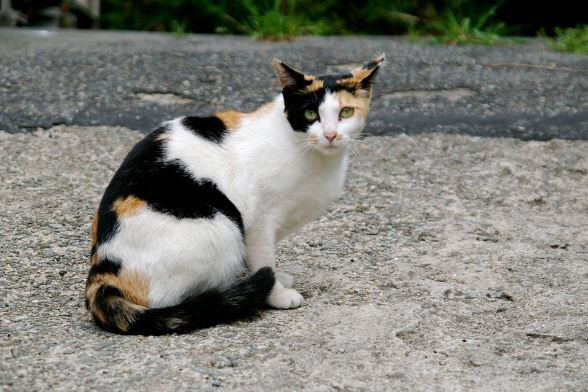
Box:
[272,59,309,91]
[350,53,385,91]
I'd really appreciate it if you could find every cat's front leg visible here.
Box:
[274,271,294,289]
[245,225,303,309]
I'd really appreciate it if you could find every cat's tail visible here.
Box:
[87,267,275,335]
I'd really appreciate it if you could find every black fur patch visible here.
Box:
[95,127,244,247]
[88,257,121,278]
[317,73,354,89]
[127,267,275,335]
[95,284,123,304]
[283,89,326,132]
[182,116,227,143]
[94,284,125,331]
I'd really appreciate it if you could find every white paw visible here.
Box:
[267,282,303,309]
[275,271,294,288]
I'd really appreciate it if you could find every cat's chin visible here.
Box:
[314,143,346,156]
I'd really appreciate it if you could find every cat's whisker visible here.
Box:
[346,139,367,158]
[294,139,310,150]
[292,139,314,158]
[347,138,369,153]
[346,144,360,159]
[348,135,368,145]
[297,144,314,158]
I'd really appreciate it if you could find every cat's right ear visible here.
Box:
[272,59,308,91]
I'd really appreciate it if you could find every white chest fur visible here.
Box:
[165,96,349,240]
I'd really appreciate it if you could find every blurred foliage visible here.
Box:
[100,0,345,37]
[545,25,588,54]
[238,0,343,39]
[414,1,510,45]
[100,0,587,45]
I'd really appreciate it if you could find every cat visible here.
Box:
[85,53,384,335]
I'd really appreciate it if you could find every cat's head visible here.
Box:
[272,53,384,154]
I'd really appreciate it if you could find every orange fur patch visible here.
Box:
[349,67,374,84]
[86,269,150,329]
[304,75,324,93]
[114,270,150,307]
[344,53,385,94]
[87,270,150,306]
[90,212,99,246]
[335,90,371,118]
[219,101,275,128]
[91,252,99,266]
[112,196,146,218]
[216,110,242,130]
[85,280,107,324]
[305,79,324,93]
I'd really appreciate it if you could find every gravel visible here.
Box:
[1,126,587,391]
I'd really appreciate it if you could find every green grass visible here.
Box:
[547,25,588,55]
[411,2,510,45]
[241,0,304,39]
[170,19,188,38]
[239,0,335,40]
[100,0,584,47]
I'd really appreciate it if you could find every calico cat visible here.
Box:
[85,53,384,335]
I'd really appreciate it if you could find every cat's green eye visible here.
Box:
[339,107,355,119]
[304,109,318,121]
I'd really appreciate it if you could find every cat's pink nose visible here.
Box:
[324,130,337,143]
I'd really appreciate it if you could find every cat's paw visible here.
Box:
[275,271,294,288]
[267,282,303,309]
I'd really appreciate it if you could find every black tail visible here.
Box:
[92,268,275,335]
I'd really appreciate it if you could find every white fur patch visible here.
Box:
[100,210,244,308]
[319,92,341,133]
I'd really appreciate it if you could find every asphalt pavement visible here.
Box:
[0,28,587,139]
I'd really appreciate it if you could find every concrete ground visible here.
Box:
[0,29,587,391]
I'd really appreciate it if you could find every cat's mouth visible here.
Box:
[306,134,346,153]
[315,141,346,154]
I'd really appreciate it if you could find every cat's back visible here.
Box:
[97,115,240,234]
[90,115,248,308]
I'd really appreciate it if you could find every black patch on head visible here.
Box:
[283,88,326,132]
[182,116,227,143]
[318,73,368,93]
[95,126,244,250]
[317,73,353,89]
